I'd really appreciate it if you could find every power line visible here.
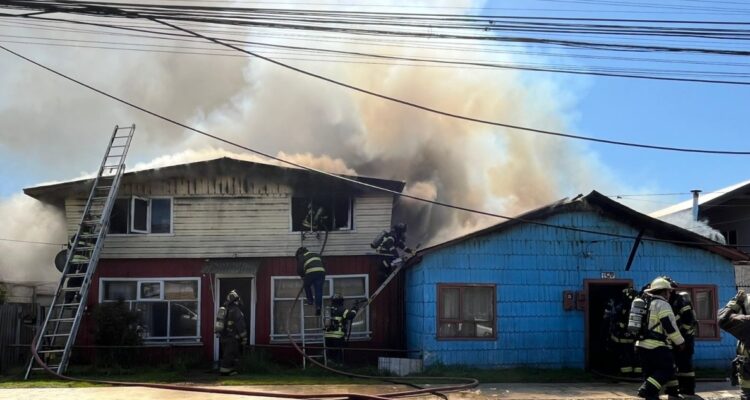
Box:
[0,43,746,253]
[0,237,65,246]
[4,9,750,154]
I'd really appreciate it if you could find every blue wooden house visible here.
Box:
[405,191,748,370]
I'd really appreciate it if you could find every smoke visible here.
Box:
[0,0,645,283]
[0,195,67,283]
[658,210,727,244]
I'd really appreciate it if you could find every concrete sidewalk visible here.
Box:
[0,382,740,399]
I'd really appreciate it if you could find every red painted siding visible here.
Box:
[77,255,404,364]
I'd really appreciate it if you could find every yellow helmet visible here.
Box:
[646,277,673,293]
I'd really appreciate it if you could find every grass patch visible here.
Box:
[416,364,598,383]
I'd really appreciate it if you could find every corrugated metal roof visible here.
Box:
[650,179,750,218]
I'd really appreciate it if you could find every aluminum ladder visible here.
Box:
[300,303,327,369]
[25,125,135,379]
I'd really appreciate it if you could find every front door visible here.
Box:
[214,277,253,362]
[585,279,632,372]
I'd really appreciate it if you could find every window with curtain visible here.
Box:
[100,278,199,342]
[271,275,369,341]
[437,284,496,340]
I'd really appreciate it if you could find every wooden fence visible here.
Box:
[0,303,42,374]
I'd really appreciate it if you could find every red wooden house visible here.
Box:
[24,157,406,365]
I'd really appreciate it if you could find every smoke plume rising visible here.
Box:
[0,0,643,282]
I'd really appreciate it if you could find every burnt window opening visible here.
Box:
[291,196,352,232]
[107,197,172,235]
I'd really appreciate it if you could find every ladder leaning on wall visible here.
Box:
[300,303,327,369]
[25,125,135,379]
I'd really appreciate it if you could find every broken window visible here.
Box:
[291,196,352,232]
[438,284,496,340]
[108,197,172,234]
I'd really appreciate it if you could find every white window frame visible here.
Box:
[130,196,150,234]
[109,196,174,236]
[99,277,201,343]
[270,274,370,342]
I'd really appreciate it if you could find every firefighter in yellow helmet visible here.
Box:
[719,289,750,400]
[324,293,358,365]
[636,277,685,400]
[217,290,247,376]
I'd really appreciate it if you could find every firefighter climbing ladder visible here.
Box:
[300,304,327,369]
[25,125,135,379]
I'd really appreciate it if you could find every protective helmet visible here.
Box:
[661,275,679,288]
[331,293,344,305]
[645,277,673,293]
[226,290,240,303]
[393,223,407,234]
[295,247,308,258]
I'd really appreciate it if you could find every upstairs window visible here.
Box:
[108,197,172,234]
[291,196,352,232]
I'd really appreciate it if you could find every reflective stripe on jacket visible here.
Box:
[672,293,697,337]
[636,295,685,349]
[298,251,325,276]
[325,308,357,339]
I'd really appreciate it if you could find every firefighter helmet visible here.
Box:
[226,290,240,304]
[645,277,673,293]
[295,246,308,258]
[393,223,407,234]
[331,293,344,305]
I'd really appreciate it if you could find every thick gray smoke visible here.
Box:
[0,0,642,283]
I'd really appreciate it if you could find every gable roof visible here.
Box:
[24,157,405,203]
[422,190,748,262]
[650,179,750,218]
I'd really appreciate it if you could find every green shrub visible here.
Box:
[90,301,142,368]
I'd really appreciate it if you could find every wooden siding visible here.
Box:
[76,256,404,363]
[64,188,395,258]
[406,210,737,369]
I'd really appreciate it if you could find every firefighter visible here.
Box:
[324,293,358,365]
[296,247,326,316]
[635,277,685,400]
[370,223,411,280]
[217,290,248,376]
[718,289,750,400]
[665,278,698,397]
[608,287,640,377]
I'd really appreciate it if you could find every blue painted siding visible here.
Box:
[405,209,737,369]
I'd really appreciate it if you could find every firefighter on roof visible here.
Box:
[324,293,358,365]
[296,247,326,316]
[635,277,685,400]
[215,290,247,376]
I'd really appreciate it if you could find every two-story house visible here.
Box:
[23,157,406,364]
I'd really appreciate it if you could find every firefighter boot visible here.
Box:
[678,376,696,396]
[637,379,661,400]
